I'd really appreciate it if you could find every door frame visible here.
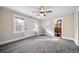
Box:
[54,17,64,38]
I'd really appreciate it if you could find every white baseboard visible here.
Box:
[74,38,79,46]
[63,36,79,46]
[62,36,74,40]
[0,36,27,45]
[0,35,36,45]
[74,40,79,46]
[0,35,78,47]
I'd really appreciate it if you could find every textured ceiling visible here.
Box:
[4,6,77,20]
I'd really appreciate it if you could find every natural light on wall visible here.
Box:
[45,29,53,36]
[33,22,39,35]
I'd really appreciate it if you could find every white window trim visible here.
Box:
[13,14,25,33]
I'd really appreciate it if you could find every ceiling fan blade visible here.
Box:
[46,10,52,13]
[43,13,46,16]
[40,6,44,12]
[37,13,40,16]
[32,11,40,13]
[37,13,46,16]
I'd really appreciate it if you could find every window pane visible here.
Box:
[13,16,25,33]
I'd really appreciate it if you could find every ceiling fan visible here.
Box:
[32,6,52,16]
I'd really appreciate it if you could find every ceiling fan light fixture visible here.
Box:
[40,13,44,16]
[40,8,44,12]
[33,6,52,16]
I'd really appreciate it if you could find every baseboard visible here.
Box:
[74,40,79,46]
[74,38,79,46]
[0,35,36,45]
[0,35,78,47]
[62,36,74,40]
[63,36,79,46]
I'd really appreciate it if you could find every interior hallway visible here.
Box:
[0,36,79,53]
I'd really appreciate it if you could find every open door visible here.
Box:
[54,19,62,37]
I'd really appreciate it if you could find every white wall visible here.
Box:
[40,18,55,36]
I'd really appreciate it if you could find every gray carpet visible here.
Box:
[0,36,79,53]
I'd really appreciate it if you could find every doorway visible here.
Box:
[54,17,63,38]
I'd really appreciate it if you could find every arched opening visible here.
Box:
[54,19,62,37]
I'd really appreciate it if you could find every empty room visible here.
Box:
[0,6,79,53]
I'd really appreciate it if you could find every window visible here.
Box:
[13,15,25,33]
